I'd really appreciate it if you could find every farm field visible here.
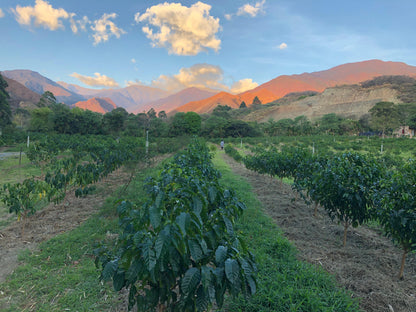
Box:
[220,151,416,312]
[0,135,414,311]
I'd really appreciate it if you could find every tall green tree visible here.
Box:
[293,115,312,135]
[29,107,53,132]
[13,108,31,129]
[38,91,57,107]
[158,110,167,119]
[103,107,128,134]
[183,112,201,134]
[50,103,72,134]
[169,112,202,136]
[213,105,232,119]
[147,107,157,119]
[0,74,12,128]
[369,101,400,137]
[201,115,228,137]
[318,113,343,135]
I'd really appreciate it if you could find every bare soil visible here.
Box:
[222,153,416,312]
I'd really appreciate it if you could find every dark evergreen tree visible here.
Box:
[252,96,262,105]
[147,107,157,119]
[158,110,167,119]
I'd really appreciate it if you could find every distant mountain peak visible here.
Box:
[176,60,416,114]
[2,69,85,105]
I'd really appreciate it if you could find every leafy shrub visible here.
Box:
[224,144,243,162]
[95,139,257,311]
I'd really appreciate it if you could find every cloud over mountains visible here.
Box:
[71,72,120,88]
[149,64,257,94]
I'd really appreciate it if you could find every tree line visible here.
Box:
[2,72,416,143]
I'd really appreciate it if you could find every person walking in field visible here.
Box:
[220,140,224,150]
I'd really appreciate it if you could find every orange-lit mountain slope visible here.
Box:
[176,60,416,114]
[74,97,117,114]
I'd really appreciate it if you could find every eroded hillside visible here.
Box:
[243,84,400,122]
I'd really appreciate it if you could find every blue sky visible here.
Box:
[1,0,416,94]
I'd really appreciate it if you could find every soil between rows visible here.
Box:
[0,168,132,284]
[222,153,416,312]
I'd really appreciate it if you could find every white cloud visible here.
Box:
[148,63,257,94]
[279,42,287,50]
[0,9,4,18]
[151,64,228,92]
[224,14,232,21]
[236,0,266,18]
[135,2,221,55]
[70,14,90,34]
[125,80,144,87]
[131,58,136,64]
[71,72,119,88]
[91,13,126,45]
[13,0,70,30]
[134,12,141,24]
[231,79,258,94]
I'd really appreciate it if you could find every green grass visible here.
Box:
[213,151,361,312]
[0,155,41,185]
[0,163,162,312]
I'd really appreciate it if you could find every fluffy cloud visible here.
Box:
[125,79,145,87]
[91,13,126,45]
[12,1,124,45]
[71,72,119,88]
[151,63,228,92]
[279,42,287,50]
[225,0,266,20]
[131,58,136,64]
[148,63,257,94]
[0,9,4,18]
[135,2,221,55]
[13,0,70,30]
[70,15,90,34]
[231,78,258,94]
[237,0,266,17]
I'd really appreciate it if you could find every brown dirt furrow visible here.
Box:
[0,168,132,284]
[222,153,416,312]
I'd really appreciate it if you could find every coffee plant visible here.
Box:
[95,139,257,311]
[373,161,416,279]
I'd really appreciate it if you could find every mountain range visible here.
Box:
[3,76,41,111]
[177,60,416,114]
[2,60,416,116]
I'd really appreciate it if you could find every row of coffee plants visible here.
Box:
[94,139,257,311]
[225,134,416,158]
[0,134,185,233]
[244,146,415,279]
